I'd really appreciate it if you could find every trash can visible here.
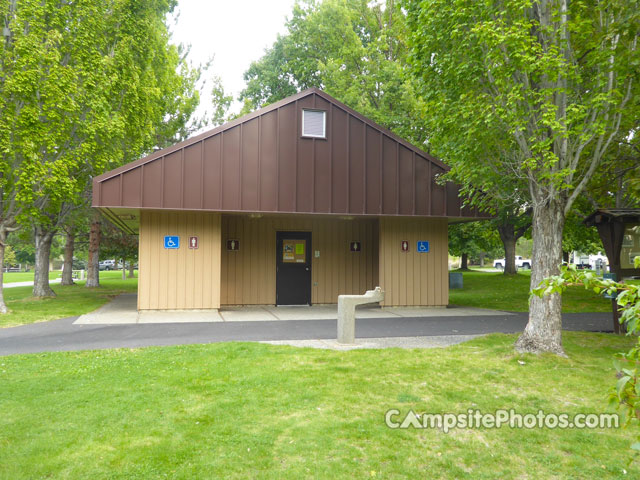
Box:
[449,272,463,289]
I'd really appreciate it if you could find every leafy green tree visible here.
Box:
[210,75,233,127]
[100,221,138,279]
[240,0,426,143]
[533,259,640,451]
[449,222,501,270]
[0,0,201,298]
[405,0,639,355]
[3,245,16,269]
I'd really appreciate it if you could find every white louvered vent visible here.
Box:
[302,109,326,138]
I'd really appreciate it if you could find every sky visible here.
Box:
[169,0,297,124]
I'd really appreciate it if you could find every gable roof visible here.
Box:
[93,88,487,224]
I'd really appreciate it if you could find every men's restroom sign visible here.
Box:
[189,236,198,249]
[417,241,430,253]
[227,239,239,251]
[401,240,409,252]
[164,235,180,249]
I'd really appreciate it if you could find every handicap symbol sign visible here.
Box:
[164,235,180,249]
[417,241,430,253]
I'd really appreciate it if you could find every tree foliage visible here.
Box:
[240,0,426,143]
[533,259,640,452]
[405,0,639,355]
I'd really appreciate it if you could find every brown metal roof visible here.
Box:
[93,88,488,220]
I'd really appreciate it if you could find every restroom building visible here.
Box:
[92,88,488,310]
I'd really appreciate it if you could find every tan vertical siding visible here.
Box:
[138,211,221,310]
[220,214,378,305]
[378,217,448,306]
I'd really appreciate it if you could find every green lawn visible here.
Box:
[2,271,59,283]
[0,271,137,328]
[0,332,636,478]
[449,269,615,312]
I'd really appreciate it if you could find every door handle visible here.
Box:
[305,267,310,271]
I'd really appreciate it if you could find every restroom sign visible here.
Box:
[227,239,239,251]
[401,240,409,252]
[350,241,361,252]
[164,236,179,249]
[189,236,198,249]
[417,241,430,253]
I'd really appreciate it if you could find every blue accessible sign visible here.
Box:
[417,241,430,253]
[164,235,180,249]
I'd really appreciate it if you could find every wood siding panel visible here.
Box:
[382,136,398,214]
[138,211,221,310]
[222,126,241,210]
[241,118,259,210]
[278,103,297,211]
[398,146,414,215]
[349,116,365,214]
[183,143,203,209]
[121,169,141,207]
[297,137,315,212]
[203,136,222,210]
[259,111,278,211]
[96,89,489,223]
[378,217,448,306]
[331,108,349,213]
[365,126,381,214]
[220,214,378,305]
[162,152,182,209]
[142,161,162,208]
[100,176,121,207]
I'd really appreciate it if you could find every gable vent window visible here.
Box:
[302,109,326,138]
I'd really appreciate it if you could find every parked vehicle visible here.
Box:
[99,259,116,271]
[493,255,531,270]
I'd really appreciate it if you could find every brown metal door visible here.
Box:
[276,231,312,305]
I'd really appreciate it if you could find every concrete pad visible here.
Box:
[261,334,482,350]
[219,307,279,322]
[264,305,338,320]
[74,293,139,324]
[74,294,513,325]
[138,310,222,323]
[385,306,513,317]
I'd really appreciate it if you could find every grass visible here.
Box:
[0,271,137,328]
[0,332,637,478]
[449,269,615,312]
[2,271,61,283]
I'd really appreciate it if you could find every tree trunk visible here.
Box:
[562,251,569,264]
[33,226,56,297]
[460,253,469,270]
[128,261,135,278]
[61,229,75,286]
[0,230,9,313]
[515,199,566,356]
[122,260,126,280]
[498,224,518,275]
[86,210,101,288]
[479,252,485,267]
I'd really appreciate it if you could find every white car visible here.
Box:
[493,256,531,270]
[99,259,116,271]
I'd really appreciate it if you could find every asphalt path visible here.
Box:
[0,312,614,356]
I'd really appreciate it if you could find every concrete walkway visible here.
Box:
[3,278,62,288]
[74,294,514,324]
